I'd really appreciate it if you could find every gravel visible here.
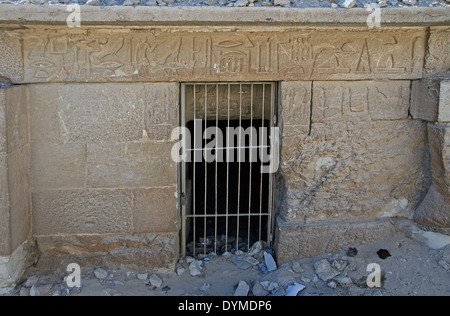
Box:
[0,0,449,8]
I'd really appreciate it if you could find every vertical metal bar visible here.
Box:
[204,84,208,255]
[181,84,187,258]
[247,83,254,251]
[236,83,242,251]
[259,83,265,242]
[214,84,219,254]
[193,84,196,257]
[225,83,230,252]
[268,83,275,245]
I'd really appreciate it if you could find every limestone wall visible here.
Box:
[0,8,449,279]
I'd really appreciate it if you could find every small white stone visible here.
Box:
[234,280,250,296]
[149,274,163,288]
[274,0,290,5]
[94,268,108,280]
[137,273,148,280]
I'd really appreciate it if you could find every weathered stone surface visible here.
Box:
[274,218,396,264]
[59,84,145,144]
[280,120,428,223]
[35,233,178,271]
[7,146,31,251]
[438,80,450,122]
[414,185,450,229]
[0,31,23,83]
[424,27,450,78]
[312,81,410,122]
[280,81,311,137]
[143,83,179,141]
[31,144,86,190]
[0,89,6,153]
[28,84,61,145]
[427,124,450,198]
[410,79,440,122]
[131,186,179,233]
[314,259,340,282]
[0,86,32,256]
[22,28,426,83]
[32,189,132,235]
[0,239,38,294]
[57,83,178,143]
[86,142,177,188]
[5,86,29,154]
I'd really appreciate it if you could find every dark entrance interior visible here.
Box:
[185,119,271,256]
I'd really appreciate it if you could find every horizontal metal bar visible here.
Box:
[186,213,271,218]
[185,145,270,152]
[184,82,275,86]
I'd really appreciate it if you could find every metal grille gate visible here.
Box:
[180,82,276,257]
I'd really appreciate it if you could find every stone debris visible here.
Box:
[314,259,341,282]
[200,282,210,292]
[339,0,357,8]
[0,0,447,8]
[24,276,39,288]
[264,251,277,272]
[290,262,305,273]
[30,283,53,296]
[234,280,250,296]
[136,273,148,280]
[260,280,278,293]
[189,260,203,277]
[274,0,290,5]
[176,267,186,276]
[149,274,163,288]
[94,268,109,280]
[252,282,269,296]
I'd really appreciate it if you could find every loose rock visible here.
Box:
[339,0,356,8]
[274,0,290,5]
[234,280,250,296]
[189,260,203,277]
[149,274,163,288]
[94,268,108,280]
[252,282,269,296]
[137,273,148,280]
[314,259,341,282]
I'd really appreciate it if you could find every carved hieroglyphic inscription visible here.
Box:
[312,81,411,122]
[280,81,311,137]
[22,29,426,82]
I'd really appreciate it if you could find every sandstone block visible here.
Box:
[31,144,86,190]
[414,185,450,229]
[280,81,311,137]
[5,86,29,154]
[280,120,428,223]
[0,31,23,83]
[86,142,177,188]
[22,28,426,83]
[35,233,178,271]
[424,27,450,78]
[427,124,450,198]
[312,81,410,122]
[438,80,450,122]
[132,186,179,233]
[59,84,146,144]
[0,89,6,153]
[274,218,396,264]
[32,189,132,235]
[410,79,440,122]
[28,84,62,145]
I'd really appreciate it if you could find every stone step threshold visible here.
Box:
[0,5,449,26]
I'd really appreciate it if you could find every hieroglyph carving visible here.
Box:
[22,29,426,82]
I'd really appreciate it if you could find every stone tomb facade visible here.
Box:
[0,19,449,292]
